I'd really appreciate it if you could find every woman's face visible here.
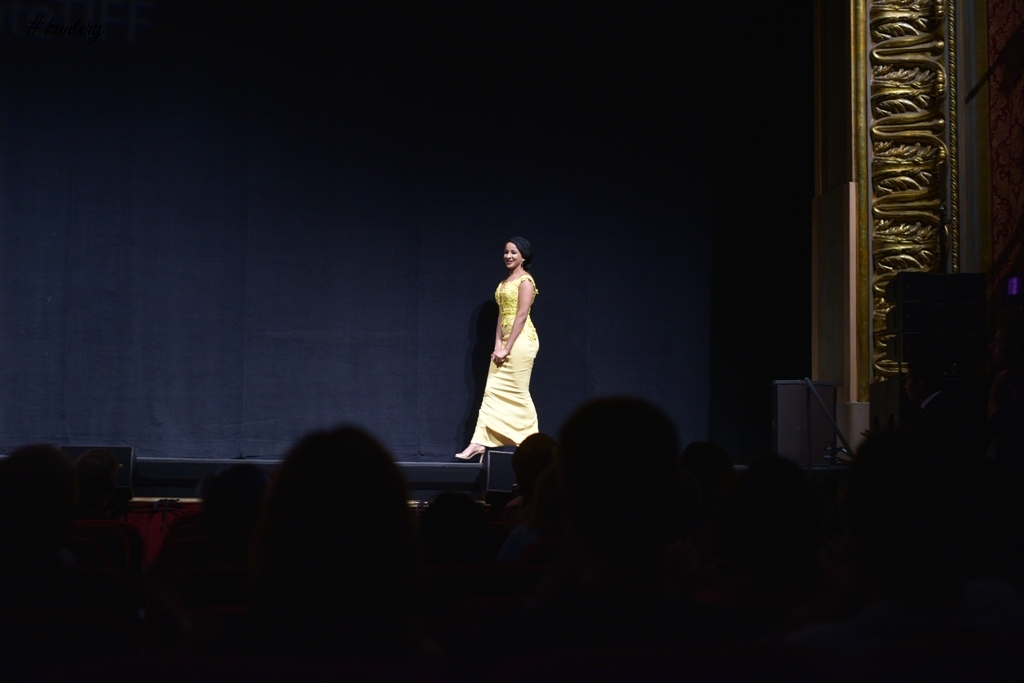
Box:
[504,242,523,270]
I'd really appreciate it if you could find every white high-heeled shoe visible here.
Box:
[454,444,485,461]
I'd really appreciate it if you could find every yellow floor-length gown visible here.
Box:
[471,273,539,447]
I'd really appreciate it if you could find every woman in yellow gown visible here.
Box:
[455,237,539,460]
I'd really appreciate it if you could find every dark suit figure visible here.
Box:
[903,359,983,457]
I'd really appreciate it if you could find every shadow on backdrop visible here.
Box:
[461,300,499,448]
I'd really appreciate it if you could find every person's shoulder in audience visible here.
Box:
[960,576,1024,634]
[495,523,539,565]
[499,495,524,528]
[785,599,938,662]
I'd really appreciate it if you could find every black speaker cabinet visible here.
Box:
[60,446,135,501]
[772,381,837,467]
[883,272,988,374]
[884,272,986,306]
[485,448,516,493]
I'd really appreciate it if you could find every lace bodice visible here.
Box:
[496,274,538,341]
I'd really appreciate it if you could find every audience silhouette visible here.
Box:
[679,439,734,523]
[708,455,822,593]
[557,397,694,593]
[3,356,1024,679]
[496,462,566,565]
[499,433,559,528]
[700,454,824,640]
[198,463,269,567]
[787,429,1024,661]
[0,445,137,670]
[989,316,1024,470]
[497,398,714,651]
[248,427,422,659]
[72,448,120,519]
[0,445,77,597]
[419,491,496,565]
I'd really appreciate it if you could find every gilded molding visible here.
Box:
[947,0,960,273]
[855,0,872,401]
[867,0,952,377]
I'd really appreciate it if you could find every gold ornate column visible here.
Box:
[856,0,960,385]
[814,0,960,436]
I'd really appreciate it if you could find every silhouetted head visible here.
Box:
[559,397,690,562]
[0,445,76,552]
[507,236,533,271]
[846,429,967,608]
[199,464,269,566]
[73,448,118,513]
[709,455,822,590]
[679,440,734,514]
[418,492,491,565]
[252,427,418,655]
[527,462,567,538]
[512,433,559,504]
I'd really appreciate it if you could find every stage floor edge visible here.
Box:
[133,457,488,500]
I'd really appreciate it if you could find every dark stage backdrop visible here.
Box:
[0,2,712,459]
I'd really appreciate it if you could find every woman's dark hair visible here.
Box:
[508,236,533,271]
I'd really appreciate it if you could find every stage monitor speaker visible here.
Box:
[60,446,135,500]
[772,381,837,467]
[485,448,516,493]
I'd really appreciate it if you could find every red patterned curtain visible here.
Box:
[989,0,1024,284]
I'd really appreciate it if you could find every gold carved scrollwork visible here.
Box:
[868,0,948,376]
